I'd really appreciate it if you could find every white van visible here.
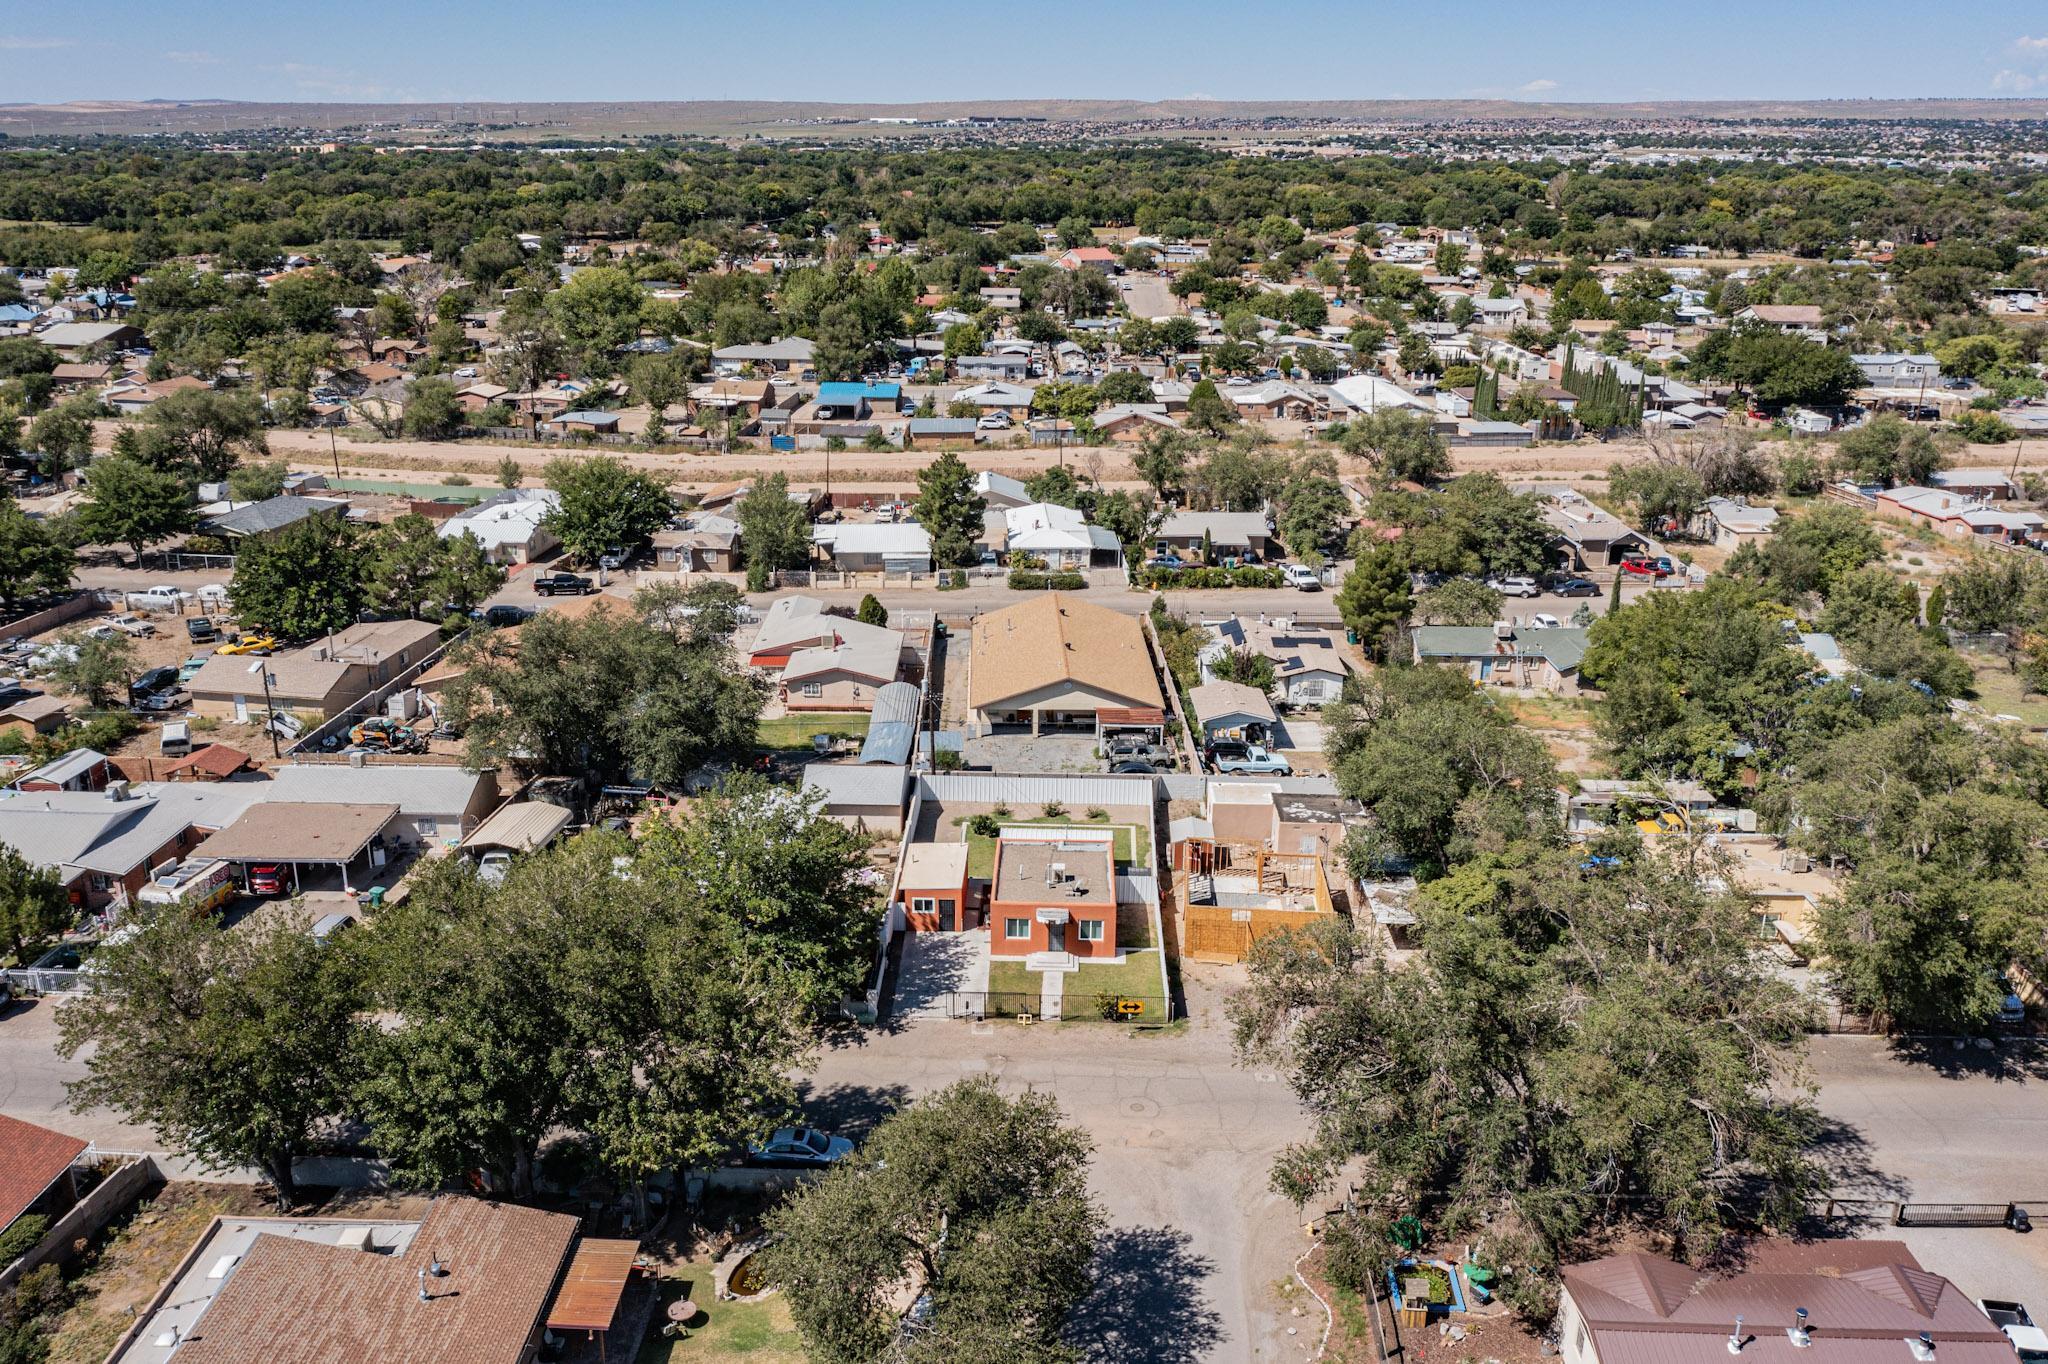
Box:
[160,720,191,758]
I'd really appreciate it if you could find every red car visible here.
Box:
[1620,556,1673,578]
[247,864,286,895]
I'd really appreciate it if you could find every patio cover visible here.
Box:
[190,802,398,864]
[545,1238,640,1332]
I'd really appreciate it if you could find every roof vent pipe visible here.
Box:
[1727,1317,1745,1354]
[1788,1307,1812,1348]
[1906,1334,1935,1362]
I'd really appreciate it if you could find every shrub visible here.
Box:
[0,1214,49,1267]
[1087,806,1108,820]
[1049,571,1086,590]
[1041,801,1067,819]
[933,748,964,771]
[993,802,1012,818]
[180,533,231,556]
[444,473,472,486]
[968,813,1001,837]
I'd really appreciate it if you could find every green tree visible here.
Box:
[360,819,829,1208]
[1608,460,1706,529]
[229,512,362,638]
[542,455,673,566]
[1184,378,1234,436]
[0,845,68,960]
[27,401,96,476]
[1233,850,1823,1310]
[763,1077,1102,1364]
[58,912,365,1208]
[736,473,814,588]
[1335,409,1450,484]
[75,457,196,566]
[225,459,288,503]
[856,593,888,627]
[1336,544,1412,662]
[911,451,987,569]
[1132,430,1193,502]
[44,630,136,711]
[0,501,74,608]
[1733,501,1881,602]
[361,513,505,619]
[1095,368,1155,405]
[446,604,763,787]
[547,266,646,364]
[496,455,523,489]
[133,388,269,482]
[400,377,465,440]
[1276,464,1349,561]
[1413,577,1503,626]
[1832,414,1945,488]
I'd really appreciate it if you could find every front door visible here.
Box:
[1047,921,1066,953]
[940,899,956,931]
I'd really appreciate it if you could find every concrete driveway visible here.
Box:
[965,732,1104,774]
[887,930,988,1020]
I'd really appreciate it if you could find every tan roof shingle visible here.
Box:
[968,594,1163,712]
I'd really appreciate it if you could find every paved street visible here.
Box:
[802,965,1316,1363]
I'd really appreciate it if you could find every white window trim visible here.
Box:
[910,896,936,916]
[1076,919,1105,942]
[1004,917,1031,939]
[800,681,823,698]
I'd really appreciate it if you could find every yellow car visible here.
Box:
[215,633,278,656]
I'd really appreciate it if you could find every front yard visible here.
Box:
[987,947,1166,1016]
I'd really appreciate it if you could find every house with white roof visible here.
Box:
[972,470,1031,509]
[1326,373,1433,416]
[810,523,933,574]
[1695,497,1780,549]
[1875,486,2044,545]
[1003,502,1123,570]
[949,382,1036,415]
[1852,352,1941,388]
[437,490,562,565]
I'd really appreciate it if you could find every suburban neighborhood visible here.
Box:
[6,44,2048,1364]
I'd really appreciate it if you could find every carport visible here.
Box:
[1094,706,1166,742]
[189,801,400,894]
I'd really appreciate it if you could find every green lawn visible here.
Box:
[636,1266,805,1364]
[987,949,1166,1019]
[755,713,870,751]
[958,817,1150,880]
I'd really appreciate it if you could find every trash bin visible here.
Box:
[366,886,386,910]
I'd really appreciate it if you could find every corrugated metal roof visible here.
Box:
[462,801,572,852]
[860,682,922,766]
[803,763,908,809]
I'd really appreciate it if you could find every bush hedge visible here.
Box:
[1137,566,1285,589]
[1007,570,1088,591]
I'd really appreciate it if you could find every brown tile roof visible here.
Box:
[1562,1247,2013,1363]
[967,594,1163,713]
[175,1198,578,1364]
[0,1115,86,1231]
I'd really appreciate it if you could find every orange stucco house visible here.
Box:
[988,831,1118,960]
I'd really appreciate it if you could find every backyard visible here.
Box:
[634,1266,804,1364]
[957,814,1151,879]
[754,712,870,752]
[1965,654,2048,728]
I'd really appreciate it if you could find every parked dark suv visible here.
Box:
[186,616,219,642]
[534,573,595,597]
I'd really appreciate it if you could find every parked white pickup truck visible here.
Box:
[1283,563,1323,591]
[1979,1300,2048,1361]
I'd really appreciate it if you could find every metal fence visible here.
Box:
[917,772,1154,807]
[943,989,1170,1023]
[1,967,84,996]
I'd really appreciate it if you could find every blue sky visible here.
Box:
[7,0,2048,104]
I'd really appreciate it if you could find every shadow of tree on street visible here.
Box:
[1885,1035,2048,1083]
[793,1079,911,1142]
[1070,1224,1225,1364]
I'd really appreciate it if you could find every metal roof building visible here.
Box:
[859,682,923,766]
